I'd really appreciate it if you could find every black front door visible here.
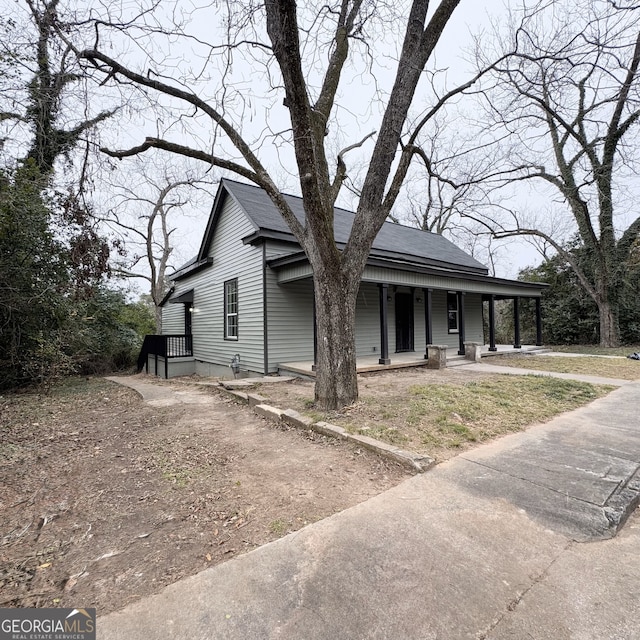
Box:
[395,292,414,352]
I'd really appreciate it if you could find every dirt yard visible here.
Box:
[0,377,408,615]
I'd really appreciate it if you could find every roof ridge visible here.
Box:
[221,177,441,238]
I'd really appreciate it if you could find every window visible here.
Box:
[224,279,238,339]
[447,292,459,333]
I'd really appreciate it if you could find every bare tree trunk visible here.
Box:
[313,268,360,409]
[596,297,620,348]
[154,303,163,334]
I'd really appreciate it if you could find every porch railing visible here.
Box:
[137,334,193,378]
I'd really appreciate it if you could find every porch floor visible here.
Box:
[278,344,547,377]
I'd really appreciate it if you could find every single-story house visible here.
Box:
[140,178,545,378]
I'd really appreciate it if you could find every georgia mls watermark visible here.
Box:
[0,608,96,640]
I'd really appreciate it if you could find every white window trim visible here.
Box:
[447,292,459,334]
[224,278,239,340]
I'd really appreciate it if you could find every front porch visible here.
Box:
[279,344,547,377]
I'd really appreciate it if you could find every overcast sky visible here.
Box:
[100,0,546,291]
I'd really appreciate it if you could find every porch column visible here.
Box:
[535,297,543,346]
[378,283,391,365]
[312,283,317,371]
[423,287,433,359]
[457,291,466,356]
[513,296,521,349]
[488,295,497,352]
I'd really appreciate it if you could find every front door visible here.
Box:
[395,292,414,352]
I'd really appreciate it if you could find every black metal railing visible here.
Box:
[137,334,193,378]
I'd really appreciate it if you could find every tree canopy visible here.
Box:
[457,0,640,346]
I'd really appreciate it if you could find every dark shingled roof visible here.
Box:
[221,178,488,275]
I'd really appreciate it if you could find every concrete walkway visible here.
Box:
[459,361,632,386]
[98,376,640,640]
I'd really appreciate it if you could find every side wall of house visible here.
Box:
[355,283,381,357]
[163,194,265,376]
[265,241,314,372]
[161,303,186,334]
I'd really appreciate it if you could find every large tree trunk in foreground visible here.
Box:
[596,298,620,348]
[313,268,360,410]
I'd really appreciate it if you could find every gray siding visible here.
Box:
[265,273,314,370]
[355,283,380,356]
[431,290,483,349]
[265,278,486,365]
[161,303,185,334]
[264,238,309,371]
[464,293,484,344]
[265,239,299,260]
[165,196,265,374]
[430,289,450,347]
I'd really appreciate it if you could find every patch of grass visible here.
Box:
[0,442,24,464]
[256,371,615,461]
[49,376,115,398]
[303,410,326,423]
[154,451,195,487]
[365,376,608,456]
[551,345,640,357]
[490,355,640,380]
[153,443,210,488]
[161,469,191,487]
[269,519,290,535]
[398,376,611,455]
[356,425,409,446]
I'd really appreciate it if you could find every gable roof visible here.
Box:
[222,179,488,275]
[173,178,489,280]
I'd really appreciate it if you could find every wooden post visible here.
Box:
[535,297,543,346]
[488,295,497,352]
[423,287,433,359]
[514,297,521,349]
[457,291,466,356]
[378,283,391,365]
